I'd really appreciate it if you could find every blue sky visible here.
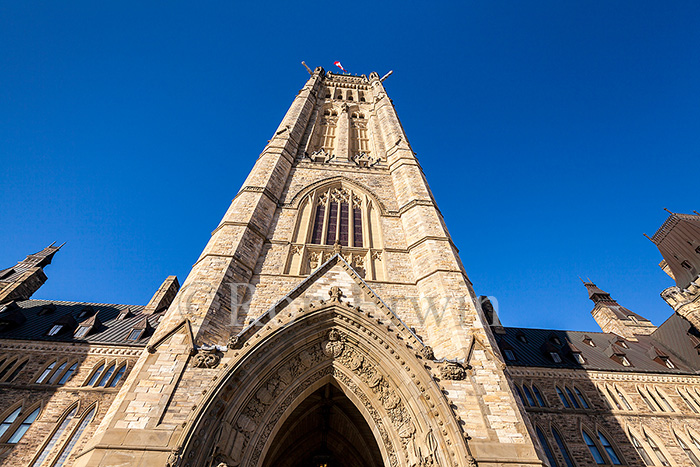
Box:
[1,1,698,332]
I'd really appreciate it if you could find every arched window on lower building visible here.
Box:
[31,403,78,467]
[583,428,623,465]
[675,432,700,467]
[551,427,575,467]
[628,430,653,466]
[536,426,558,467]
[53,405,96,467]
[0,404,41,444]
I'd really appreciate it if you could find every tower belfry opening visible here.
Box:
[262,383,383,467]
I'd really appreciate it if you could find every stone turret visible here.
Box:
[585,280,657,340]
[651,211,700,331]
[0,243,63,305]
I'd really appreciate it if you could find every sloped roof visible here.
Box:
[497,326,698,374]
[0,299,158,346]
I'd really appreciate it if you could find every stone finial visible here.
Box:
[333,240,342,255]
[329,286,344,303]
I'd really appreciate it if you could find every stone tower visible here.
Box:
[75,68,543,467]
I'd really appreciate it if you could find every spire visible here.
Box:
[0,243,64,304]
[582,280,614,303]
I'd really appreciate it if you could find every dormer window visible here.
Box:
[547,333,562,346]
[127,316,152,342]
[74,326,90,338]
[662,358,675,369]
[37,304,56,316]
[516,332,527,343]
[615,339,629,349]
[572,352,586,364]
[550,352,562,363]
[48,325,63,336]
[503,349,516,361]
[682,260,693,270]
[620,356,631,366]
[696,246,700,255]
[77,306,93,319]
[117,307,132,321]
[583,336,596,347]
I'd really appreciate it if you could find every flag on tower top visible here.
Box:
[334,61,348,73]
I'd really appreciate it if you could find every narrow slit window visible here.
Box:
[598,431,622,465]
[48,361,68,385]
[87,363,104,386]
[325,202,338,245]
[532,385,546,407]
[108,365,126,388]
[556,386,571,408]
[574,387,590,409]
[36,361,56,384]
[583,430,605,464]
[522,386,536,406]
[565,387,581,409]
[339,202,349,246]
[353,206,363,247]
[96,363,116,387]
[676,434,700,467]
[53,406,96,467]
[311,205,325,245]
[57,362,78,385]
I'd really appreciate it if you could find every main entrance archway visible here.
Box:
[176,284,472,467]
[262,383,383,467]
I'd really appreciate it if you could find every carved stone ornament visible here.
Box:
[322,329,345,358]
[328,286,344,302]
[166,449,181,467]
[420,345,435,361]
[192,349,222,369]
[439,361,466,380]
[228,334,241,350]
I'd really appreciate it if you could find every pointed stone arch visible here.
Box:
[176,289,472,467]
[286,175,389,216]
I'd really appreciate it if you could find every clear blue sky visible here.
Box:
[1,2,698,333]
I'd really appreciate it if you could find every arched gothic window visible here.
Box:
[287,183,385,279]
[0,404,41,444]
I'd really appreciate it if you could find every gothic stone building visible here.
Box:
[1,67,700,467]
